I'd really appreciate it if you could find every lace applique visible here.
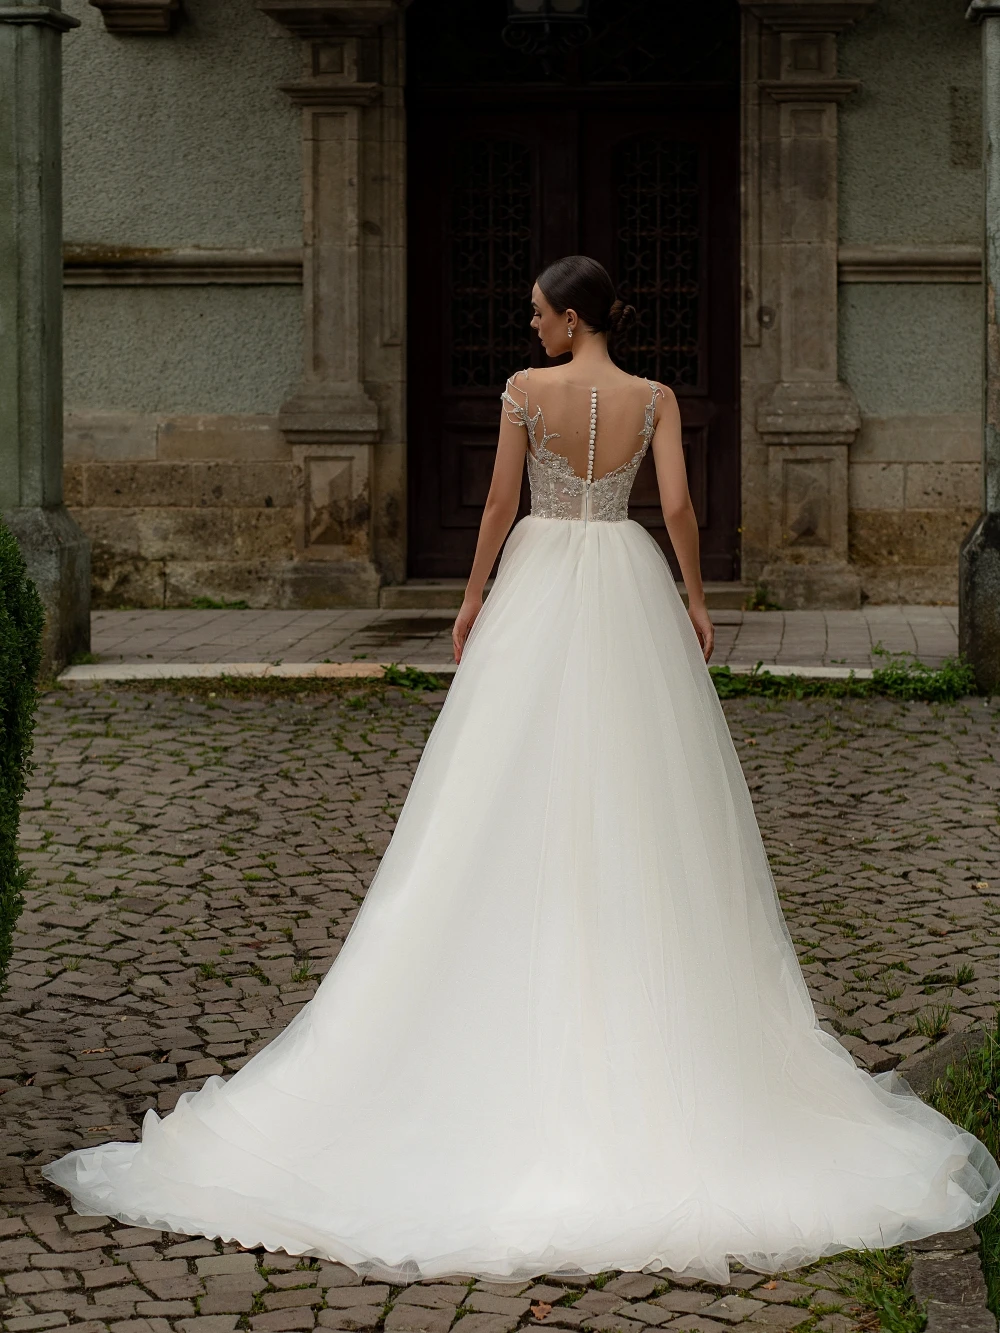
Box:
[501,372,662,523]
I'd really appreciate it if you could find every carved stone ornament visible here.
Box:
[739,0,877,32]
[88,0,181,33]
[258,0,409,39]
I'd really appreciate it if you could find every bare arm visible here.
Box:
[452,387,528,663]
[650,385,714,662]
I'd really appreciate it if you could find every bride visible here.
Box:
[43,255,999,1286]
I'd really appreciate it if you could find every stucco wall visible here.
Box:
[64,287,302,417]
[838,0,982,602]
[62,0,302,249]
[60,0,305,606]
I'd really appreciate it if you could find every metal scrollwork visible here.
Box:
[501,3,591,79]
[614,136,701,388]
[449,138,535,390]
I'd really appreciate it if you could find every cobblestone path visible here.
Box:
[1,685,998,1333]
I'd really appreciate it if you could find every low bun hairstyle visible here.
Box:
[608,298,637,339]
[536,255,636,346]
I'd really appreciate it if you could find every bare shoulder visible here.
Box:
[649,379,677,412]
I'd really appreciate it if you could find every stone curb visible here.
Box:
[897,1028,997,1333]
[58,661,458,681]
[57,661,875,683]
[905,1228,996,1333]
[895,1027,990,1098]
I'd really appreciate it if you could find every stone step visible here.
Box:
[380,579,753,611]
[680,582,755,610]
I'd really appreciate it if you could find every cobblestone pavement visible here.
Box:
[89,606,959,671]
[1,684,998,1333]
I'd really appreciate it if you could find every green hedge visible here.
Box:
[0,522,44,994]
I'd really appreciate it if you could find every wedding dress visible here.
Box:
[43,370,999,1286]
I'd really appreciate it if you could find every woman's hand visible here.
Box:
[453,595,483,664]
[688,602,715,663]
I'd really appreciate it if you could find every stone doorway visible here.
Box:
[404,0,742,582]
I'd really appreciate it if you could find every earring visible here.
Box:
[567,326,573,339]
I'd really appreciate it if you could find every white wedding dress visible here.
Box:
[43,370,999,1285]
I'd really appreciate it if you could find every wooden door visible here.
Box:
[407,98,739,581]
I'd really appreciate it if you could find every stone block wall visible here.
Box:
[64,412,301,608]
[847,414,981,602]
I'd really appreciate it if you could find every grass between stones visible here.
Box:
[824,1247,928,1333]
[925,1008,1000,1317]
[711,650,977,704]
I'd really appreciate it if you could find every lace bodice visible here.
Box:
[501,371,662,522]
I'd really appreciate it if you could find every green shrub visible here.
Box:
[869,644,976,701]
[0,521,44,994]
[743,582,781,612]
[381,663,449,692]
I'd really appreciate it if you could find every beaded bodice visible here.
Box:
[501,372,662,522]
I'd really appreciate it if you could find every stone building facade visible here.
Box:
[60,0,984,609]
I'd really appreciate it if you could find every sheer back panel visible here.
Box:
[502,369,662,523]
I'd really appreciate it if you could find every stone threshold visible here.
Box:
[58,661,876,682]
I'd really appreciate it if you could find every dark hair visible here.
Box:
[535,255,636,342]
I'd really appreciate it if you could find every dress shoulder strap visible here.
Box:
[500,368,530,428]
[642,378,664,446]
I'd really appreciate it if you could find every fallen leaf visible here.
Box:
[81,1047,110,1055]
[531,1303,553,1320]
[85,1125,115,1132]
[761,1282,778,1290]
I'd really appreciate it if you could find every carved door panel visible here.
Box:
[407,103,739,580]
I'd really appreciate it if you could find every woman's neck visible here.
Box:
[568,335,613,375]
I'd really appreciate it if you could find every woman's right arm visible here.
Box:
[452,381,529,663]
[649,384,715,662]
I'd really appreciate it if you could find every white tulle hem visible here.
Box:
[41,516,1000,1284]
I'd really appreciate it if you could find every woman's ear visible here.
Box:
[564,306,579,334]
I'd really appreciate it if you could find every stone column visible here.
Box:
[961,1,1000,694]
[739,1,875,609]
[259,0,408,606]
[0,0,90,673]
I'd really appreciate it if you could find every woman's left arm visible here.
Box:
[649,383,715,663]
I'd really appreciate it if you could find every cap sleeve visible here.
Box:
[500,370,529,428]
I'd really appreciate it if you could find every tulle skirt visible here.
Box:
[42,515,1000,1284]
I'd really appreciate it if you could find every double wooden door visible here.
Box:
[407,98,740,581]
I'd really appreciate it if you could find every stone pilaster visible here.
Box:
[961,1,1000,693]
[260,0,408,606]
[739,0,875,609]
[0,1,90,673]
